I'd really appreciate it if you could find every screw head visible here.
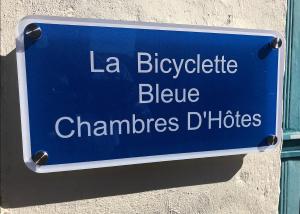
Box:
[32,151,48,165]
[270,38,282,49]
[266,135,278,145]
[24,23,42,40]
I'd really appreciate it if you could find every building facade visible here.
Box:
[1,0,287,213]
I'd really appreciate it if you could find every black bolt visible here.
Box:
[270,38,282,49]
[24,23,42,40]
[266,135,278,145]
[32,151,48,165]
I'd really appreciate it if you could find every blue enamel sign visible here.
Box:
[16,16,284,173]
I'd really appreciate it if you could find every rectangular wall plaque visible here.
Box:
[16,16,284,173]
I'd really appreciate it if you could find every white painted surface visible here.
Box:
[0,0,286,213]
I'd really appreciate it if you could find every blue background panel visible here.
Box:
[23,23,279,165]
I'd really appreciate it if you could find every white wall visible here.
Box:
[1,0,286,213]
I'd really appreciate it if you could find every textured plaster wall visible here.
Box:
[0,0,286,214]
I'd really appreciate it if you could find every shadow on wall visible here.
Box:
[0,50,244,208]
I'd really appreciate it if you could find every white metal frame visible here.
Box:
[16,15,285,173]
